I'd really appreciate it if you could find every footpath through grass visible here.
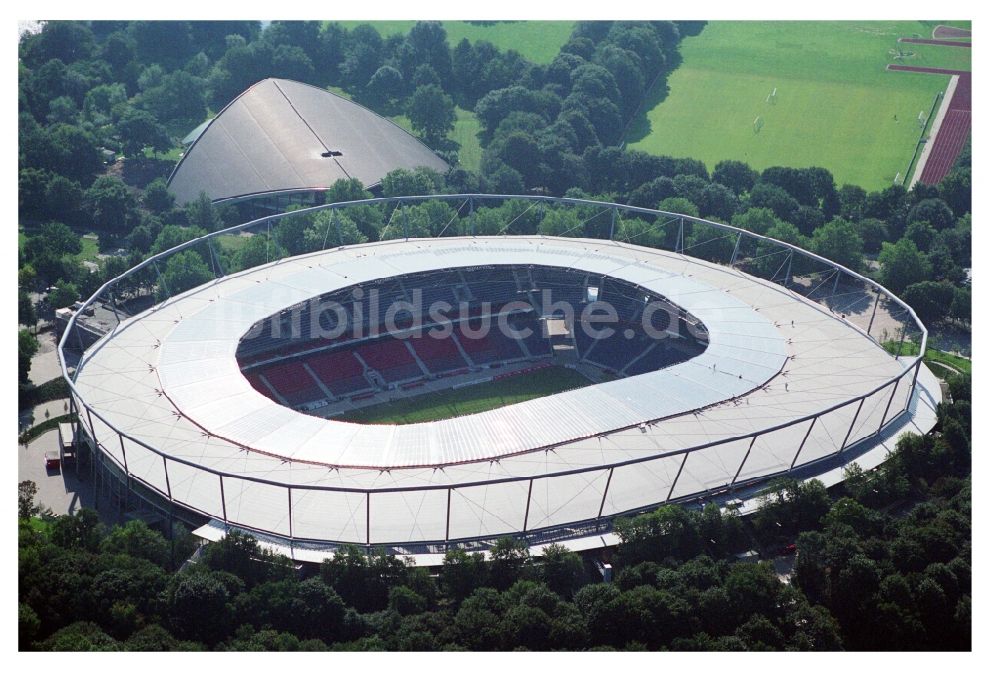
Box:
[627,21,971,191]
[333,366,592,424]
[331,20,575,64]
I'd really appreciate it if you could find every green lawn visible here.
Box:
[334,366,592,424]
[20,228,99,264]
[214,233,250,253]
[886,340,971,375]
[332,20,575,64]
[391,107,483,171]
[627,21,971,191]
[144,145,185,162]
[77,234,100,264]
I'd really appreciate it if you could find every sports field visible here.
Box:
[332,20,576,64]
[333,366,592,424]
[627,21,971,191]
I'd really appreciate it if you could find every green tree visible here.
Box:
[810,217,864,270]
[538,544,586,599]
[124,624,202,651]
[904,220,938,252]
[907,198,954,230]
[937,166,971,217]
[380,167,441,198]
[19,329,39,383]
[752,478,831,545]
[325,177,372,204]
[878,238,933,294]
[139,70,207,130]
[151,224,207,255]
[304,212,368,250]
[364,65,404,108]
[200,531,293,588]
[50,508,103,551]
[82,83,128,127]
[950,286,971,325]
[100,520,171,568]
[732,207,786,235]
[44,175,85,225]
[19,603,41,650]
[158,250,212,299]
[902,281,956,326]
[658,196,699,217]
[142,178,175,213]
[37,621,120,651]
[319,545,409,612]
[169,573,232,644]
[232,234,288,271]
[46,95,79,125]
[615,504,701,564]
[407,84,456,142]
[489,537,530,590]
[537,208,582,237]
[48,123,105,184]
[19,480,40,520]
[613,217,665,248]
[115,108,172,157]
[440,549,489,601]
[186,192,222,231]
[84,176,138,234]
[712,159,759,195]
[18,289,38,328]
[48,279,80,309]
[856,218,889,254]
[388,585,427,616]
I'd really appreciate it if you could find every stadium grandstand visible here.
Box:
[60,196,939,564]
[235,264,708,416]
[166,78,448,211]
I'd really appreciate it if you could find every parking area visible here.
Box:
[18,429,94,517]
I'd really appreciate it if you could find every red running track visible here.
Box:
[899,38,970,48]
[888,65,971,185]
[933,26,971,39]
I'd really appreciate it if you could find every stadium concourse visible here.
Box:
[66,232,938,563]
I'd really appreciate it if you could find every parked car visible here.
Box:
[44,448,60,470]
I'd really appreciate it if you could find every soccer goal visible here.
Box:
[753,116,764,134]
[917,110,927,126]
[765,87,778,104]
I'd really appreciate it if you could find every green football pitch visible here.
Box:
[331,20,576,64]
[626,21,971,191]
[332,366,592,424]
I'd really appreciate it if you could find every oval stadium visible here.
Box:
[60,195,940,564]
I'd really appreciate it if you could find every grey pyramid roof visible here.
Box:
[166,78,449,204]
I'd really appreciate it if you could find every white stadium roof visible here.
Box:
[71,236,918,547]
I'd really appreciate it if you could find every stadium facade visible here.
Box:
[60,195,939,563]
